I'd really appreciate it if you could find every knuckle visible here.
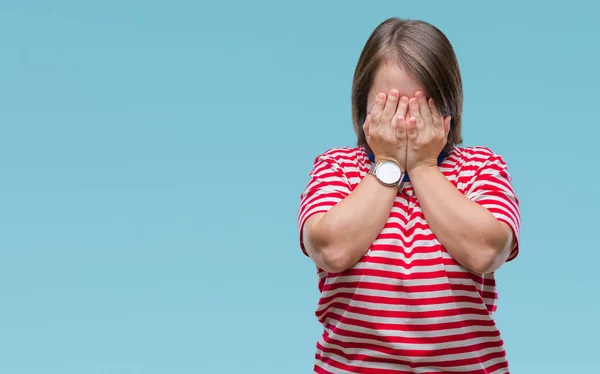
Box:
[371,106,381,117]
[371,129,383,139]
[371,113,381,125]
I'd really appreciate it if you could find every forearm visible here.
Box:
[409,166,512,274]
[304,174,397,272]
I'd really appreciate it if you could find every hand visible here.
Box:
[363,89,410,168]
[405,91,451,174]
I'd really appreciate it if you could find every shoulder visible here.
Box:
[448,146,514,191]
[308,146,369,186]
[311,146,369,167]
[448,146,509,167]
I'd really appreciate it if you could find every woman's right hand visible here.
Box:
[363,89,409,169]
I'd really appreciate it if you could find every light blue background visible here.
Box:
[1,1,598,373]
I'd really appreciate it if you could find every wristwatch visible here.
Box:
[369,160,405,190]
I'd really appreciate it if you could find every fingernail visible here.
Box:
[377,93,385,100]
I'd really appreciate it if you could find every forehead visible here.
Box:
[368,60,423,102]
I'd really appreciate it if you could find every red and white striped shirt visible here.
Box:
[298,146,520,374]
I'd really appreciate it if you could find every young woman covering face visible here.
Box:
[298,17,521,374]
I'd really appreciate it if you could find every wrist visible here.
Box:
[365,173,401,192]
[407,162,439,178]
[373,155,402,169]
[369,158,406,191]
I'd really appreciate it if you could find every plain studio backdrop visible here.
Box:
[1,1,598,373]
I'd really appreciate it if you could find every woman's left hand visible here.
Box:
[405,91,452,174]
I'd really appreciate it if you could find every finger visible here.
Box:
[416,91,432,123]
[428,98,443,129]
[381,89,399,125]
[370,93,386,129]
[443,115,451,137]
[428,97,442,118]
[408,97,423,131]
[395,96,409,121]
[390,113,398,133]
[406,116,418,139]
[394,114,406,140]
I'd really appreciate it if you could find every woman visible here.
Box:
[297,18,520,373]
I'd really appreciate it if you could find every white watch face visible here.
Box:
[377,162,402,184]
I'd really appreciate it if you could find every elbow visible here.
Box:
[313,244,355,273]
[464,247,504,275]
[461,222,513,275]
[304,214,357,273]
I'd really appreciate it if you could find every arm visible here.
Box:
[409,159,517,274]
[299,90,411,273]
[404,93,520,275]
[299,157,397,273]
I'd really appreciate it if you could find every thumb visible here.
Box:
[363,114,371,136]
[444,116,451,137]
